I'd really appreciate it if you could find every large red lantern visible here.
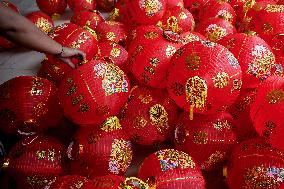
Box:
[67,0,96,12]
[157,6,195,34]
[227,138,284,189]
[120,86,178,145]
[46,175,93,189]
[36,0,67,18]
[228,88,258,141]
[26,11,54,34]
[129,30,182,88]
[96,21,128,45]
[219,33,276,89]
[174,111,237,171]
[4,135,66,189]
[70,10,104,31]
[0,76,62,135]
[167,40,242,118]
[126,0,167,25]
[58,60,130,125]
[138,149,206,189]
[195,17,236,42]
[68,117,133,178]
[250,76,284,152]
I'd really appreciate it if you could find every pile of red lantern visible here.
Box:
[1,0,284,188]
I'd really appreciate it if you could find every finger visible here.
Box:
[60,57,76,69]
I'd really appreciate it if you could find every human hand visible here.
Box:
[57,46,86,68]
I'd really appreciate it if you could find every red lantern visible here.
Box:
[167,40,242,118]
[250,76,284,152]
[1,1,20,13]
[138,149,206,189]
[70,10,104,31]
[68,117,133,177]
[96,21,128,45]
[228,88,258,141]
[227,138,284,189]
[174,111,237,171]
[0,76,62,135]
[26,11,54,34]
[96,42,128,69]
[58,60,130,125]
[166,0,184,8]
[46,175,93,189]
[129,31,182,88]
[199,1,237,24]
[97,0,117,11]
[120,86,178,145]
[195,17,236,42]
[48,23,99,61]
[4,135,66,189]
[157,6,195,34]
[36,0,67,18]
[126,0,167,25]
[67,0,96,12]
[219,33,276,89]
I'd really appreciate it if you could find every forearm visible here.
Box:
[0,4,62,55]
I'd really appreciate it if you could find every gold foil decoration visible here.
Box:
[35,17,52,33]
[203,151,226,169]
[139,0,163,17]
[193,131,208,144]
[78,103,90,112]
[109,8,120,21]
[26,176,50,187]
[149,57,160,67]
[72,95,84,105]
[110,48,121,58]
[108,139,132,174]
[231,79,242,92]
[217,10,233,22]
[262,23,273,34]
[119,177,150,189]
[30,77,43,96]
[212,72,230,88]
[70,32,90,49]
[206,24,227,42]
[264,4,284,13]
[33,103,48,117]
[35,150,46,160]
[165,45,177,57]
[179,12,188,20]
[83,26,98,40]
[186,76,208,120]
[185,53,201,70]
[100,116,122,132]
[138,94,153,104]
[213,120,232,130]
[144,31,159,39]
[166,16,180,33]
[133,116,148,129]
[266,89,284,104]
[149,104,169,134]
[106,32,116,41]
[67,85,77,96]
[263,121,276,138]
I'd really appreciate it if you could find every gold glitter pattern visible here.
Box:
[35,17,52,33]
[266,89,284,104]
[139,0,163,17]
[213,120,232,130]
[206,24,227,42]
[70,32,90,49]
[212,72,230,88]
[108,139,132,174]
[156,149,196,171]
[150,58,160,67]
[193,131,208,144]
[185,53,201,70]
[144,31,159,39]
[94,63,129,96]
[30,77,43,96]
[138,94,153,104]
[165,45,177,57]
[203,151,226,169]
[100,116,122,132]
[35,149,57,161]
[217,10,233,22]
[133,116,148,129]
[33,103,48,117]
[264,4,284,13]
[262,23,273,34]
[120,177,150,189]
[26,176,51,187]
[179,12,188,20]
[110,47,121,57]
[106,32,116,41]
[149,104,169,134]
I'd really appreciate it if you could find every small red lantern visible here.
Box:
[26,11,54,34]
[228,88,258,141]
[68,117,133,177]
[195,17,236,42]
[138,149,206,189]
[0,76,62,135]
[4,135,66,189]
[199,1,237,25]
[157,6,195,34]
[58,60,130,125]
[67,0,96,12]
[174,111,237,171]
[126,0,167,25]
[120,86,178,145]
[96,21,128,45]
[97,0,117,11]
[250,76,284,152]
[219,33,276,89]
[167,40,242,118]
[96,42,128,69]
[36,0,67,18]
[46,175,93,189]
[129,30,182,88]
[70,10,104,31]
[227,138,284,189]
